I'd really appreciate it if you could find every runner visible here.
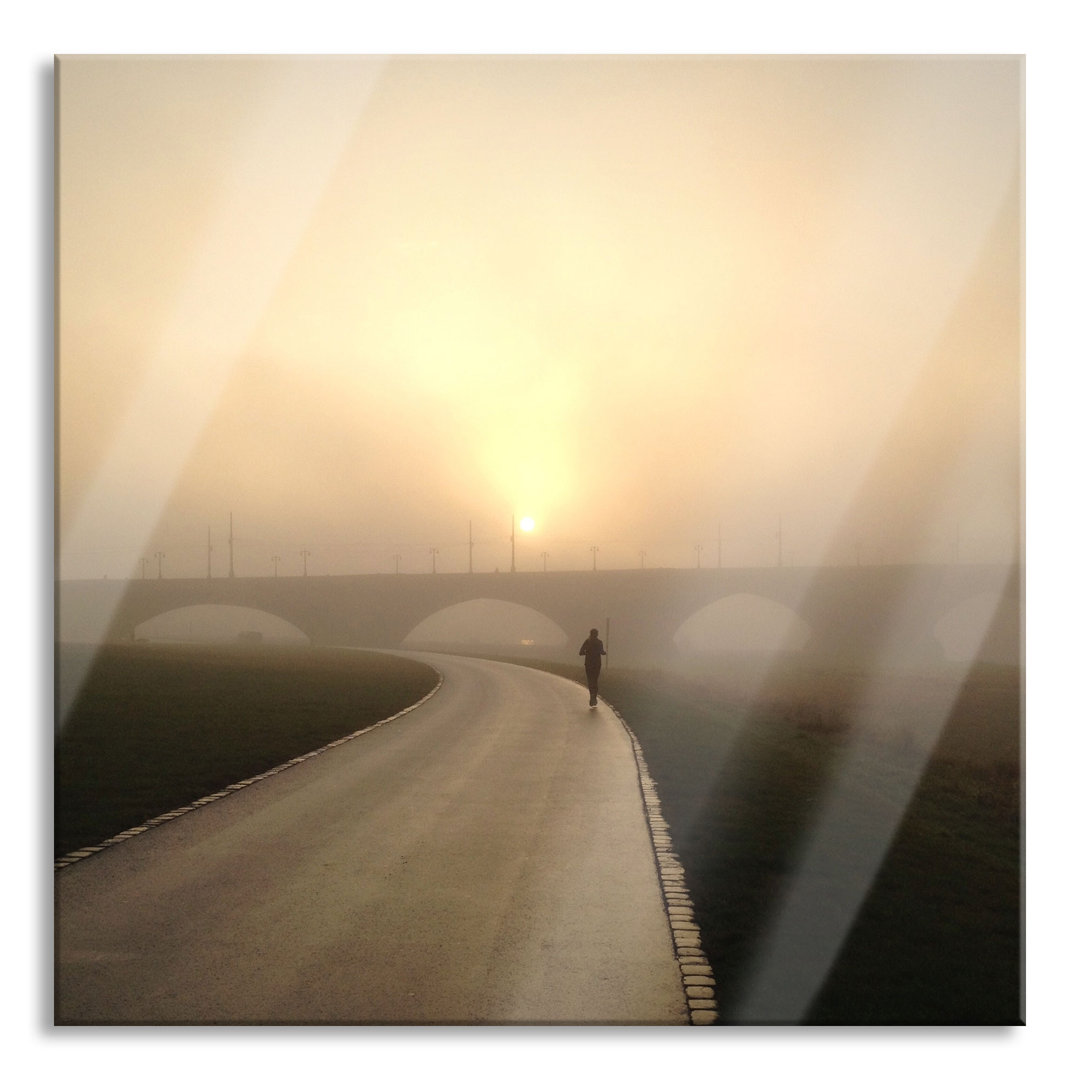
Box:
[578,628,606,708]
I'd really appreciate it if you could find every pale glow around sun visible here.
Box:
[54,56,1021,580]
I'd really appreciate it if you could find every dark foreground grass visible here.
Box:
[55,643,439,859]
[516,655,1021,1026]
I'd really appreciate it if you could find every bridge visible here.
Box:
[59,562,1021,666]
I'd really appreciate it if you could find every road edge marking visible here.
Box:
[54,670,445,872]
[605,696,719,1027]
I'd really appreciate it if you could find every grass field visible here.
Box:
[55,643,439,859]
[520,654,1022,1025]
[54,641,1020,1025]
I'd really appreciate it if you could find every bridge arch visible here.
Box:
[135,604,310,644]
[672,592,812,655]
[402,598,570,653]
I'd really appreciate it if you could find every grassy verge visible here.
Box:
[510,655,1021,1025]
[55,642,439,859]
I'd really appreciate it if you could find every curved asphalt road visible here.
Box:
[55,652,687,1025]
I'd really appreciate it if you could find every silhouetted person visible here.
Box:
[579,628,606,708]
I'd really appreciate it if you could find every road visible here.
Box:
[55,652,688,1024]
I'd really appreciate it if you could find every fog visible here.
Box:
[57,56,1020,585]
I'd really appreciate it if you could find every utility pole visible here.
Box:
[139,556,148,580]
[271,554,280,578]
[541,550,549,571]
[156,551,165,579]
[207,527,213,580]
[639,549,646,569]
[430,547,438,574]
[228,512,235,578]
[394,553,401,575]
[695,543,702,569]
[590,545,599,571]
[301,549,310,577]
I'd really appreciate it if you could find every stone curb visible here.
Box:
[54,671,446,871]
[603,696,719,1026]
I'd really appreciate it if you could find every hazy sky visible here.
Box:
[57,55,1022,579]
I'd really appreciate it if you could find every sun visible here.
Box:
[519,516,535,532]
